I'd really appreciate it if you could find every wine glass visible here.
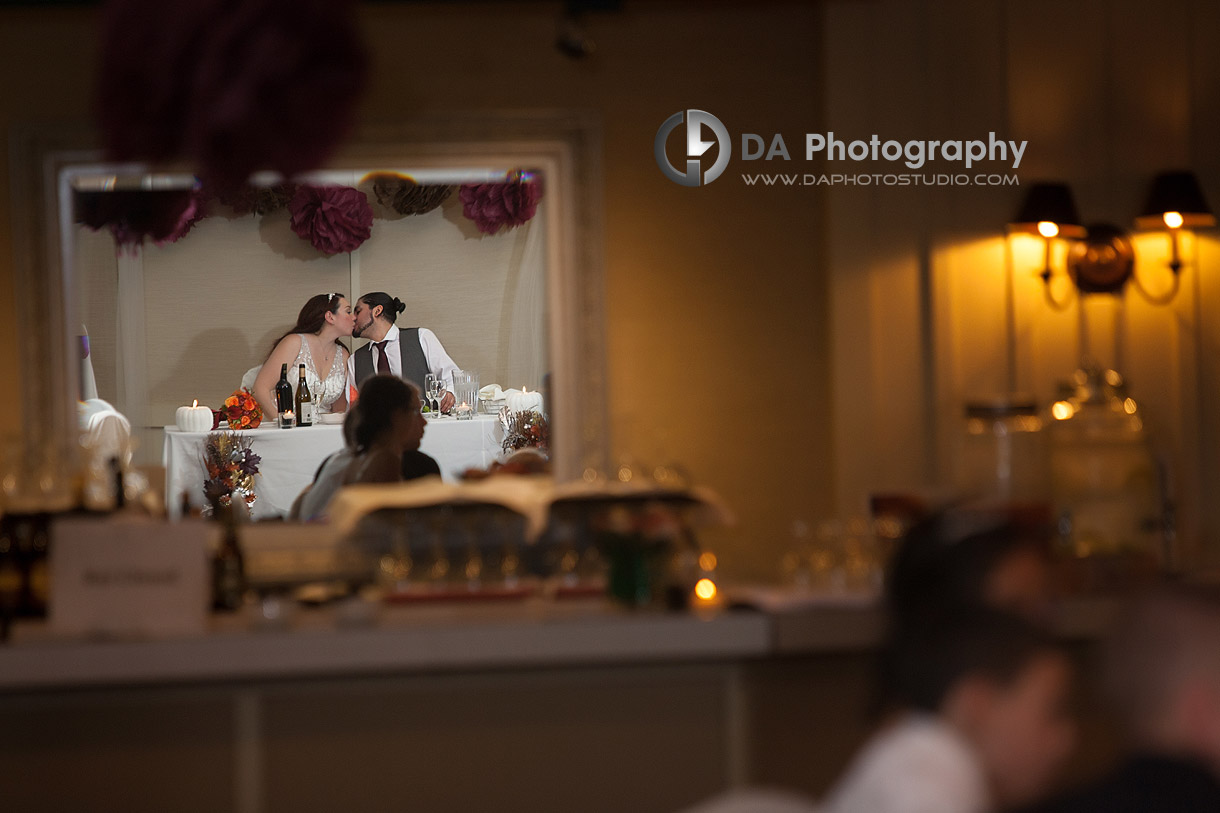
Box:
[424,373,441,415]
[425,374,444,416]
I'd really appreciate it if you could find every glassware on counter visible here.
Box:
[1047,363,1164,568]
[958,398,1048,501]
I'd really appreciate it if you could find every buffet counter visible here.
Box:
[0,598,1120,813]
[1,600,772,691]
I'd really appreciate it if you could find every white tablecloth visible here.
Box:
[164,415,505,519]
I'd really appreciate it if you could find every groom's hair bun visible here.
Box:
[359,292,405,324]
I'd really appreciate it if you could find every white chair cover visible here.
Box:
[79,398,132,466]
[240,365,261,393]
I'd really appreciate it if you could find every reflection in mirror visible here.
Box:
[10,116,605,510]
[65,166,549,483]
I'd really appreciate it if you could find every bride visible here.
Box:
[252,293,355,418]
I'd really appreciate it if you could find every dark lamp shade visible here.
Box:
[1135,171,1215,229]
[1009,182,1086,238]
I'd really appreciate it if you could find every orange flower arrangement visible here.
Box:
[223,387,262,430]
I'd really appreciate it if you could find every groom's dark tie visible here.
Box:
[374,341,390,374]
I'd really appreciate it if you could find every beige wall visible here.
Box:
[0,3,829,580]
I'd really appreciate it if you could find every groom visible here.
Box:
[347,291,459,412]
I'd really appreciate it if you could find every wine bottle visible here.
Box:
[295,363,313,427]
[211,502,246,612]
[275,363,294,428]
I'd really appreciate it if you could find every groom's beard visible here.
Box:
[353,316,372,337]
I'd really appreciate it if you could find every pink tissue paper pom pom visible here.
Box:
[288,185,374,255]
[458,176,543,236]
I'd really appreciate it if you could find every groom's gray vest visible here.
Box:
[353,327,428,391]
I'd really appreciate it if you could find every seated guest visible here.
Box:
[292,375,435,521]
[252,292,355,418]
[401,447,441,481]
[346,291,460,412]
[1024,584,1220,813]
[822,607,1076,813]
[291,412,357,522]
[342,374,427,485]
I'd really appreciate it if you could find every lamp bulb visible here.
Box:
[1163,211,1184,229]
[1037,221,1060,238]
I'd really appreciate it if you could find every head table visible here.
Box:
[163,415,505,519]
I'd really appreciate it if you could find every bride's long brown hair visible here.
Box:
[268,293,348,357]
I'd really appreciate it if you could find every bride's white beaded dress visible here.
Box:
[292,334,347,412]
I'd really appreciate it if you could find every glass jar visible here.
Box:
[958,399,1048,501]
[1047,364,1162,562]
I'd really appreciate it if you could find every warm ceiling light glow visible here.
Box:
[1051,400,1074,420]
[1163,211,1185,229]
[1037,221,1060,238]
[698,552,718,572]
[694,578,717,601]
[1123,397,1137,414]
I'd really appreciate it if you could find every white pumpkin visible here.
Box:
[176,400,213,433]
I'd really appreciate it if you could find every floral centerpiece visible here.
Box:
[202,432,260,515]
[223,387,262,430]
[501,410,549,454]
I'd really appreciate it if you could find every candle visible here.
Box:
[506,386,544,415]
[454,401,475,420]
[176,399,213,432]
[693,577,720,609]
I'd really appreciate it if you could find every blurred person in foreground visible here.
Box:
[1024,584,1220,813]
[822,607,1076,813]
[886,506,1056,622]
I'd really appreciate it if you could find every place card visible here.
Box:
[49,516,214,638]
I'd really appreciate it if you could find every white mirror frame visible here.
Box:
[9,111,608,492]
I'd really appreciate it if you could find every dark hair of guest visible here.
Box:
[349,374,419,452]
[885,509,1050,618]
[269,293,346,355]
[359,292,406,324]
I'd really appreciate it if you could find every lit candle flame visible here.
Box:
[192,399,198,408]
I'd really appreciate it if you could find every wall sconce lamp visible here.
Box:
[1134,169,1215,282]
[1010,172,1213,308]
[1009,182,1086,311]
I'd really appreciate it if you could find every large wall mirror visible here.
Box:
[11,112,607,503]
